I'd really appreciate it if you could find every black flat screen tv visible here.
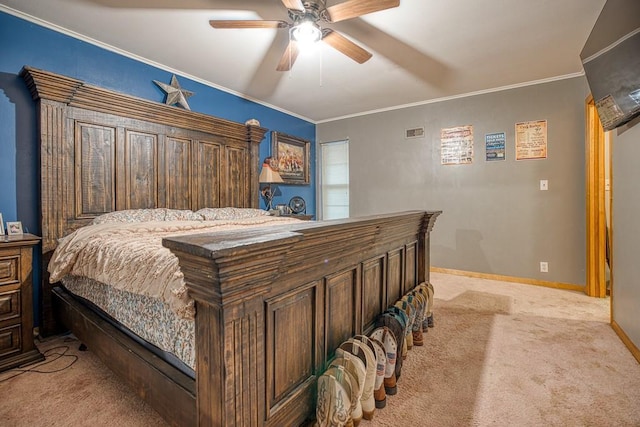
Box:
[580,0,640,131]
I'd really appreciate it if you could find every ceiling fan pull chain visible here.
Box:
[319,44,323,87]
[288,28,291,73]
[288,27,294,76]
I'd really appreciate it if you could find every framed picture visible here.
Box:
[271,131,310,185]
[6,221,23,236]
[0,213,4,235]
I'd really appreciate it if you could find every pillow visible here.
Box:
[164,209,204,221]
[196,207,270,221]
[92,208,168,225]
[92,208,203,224]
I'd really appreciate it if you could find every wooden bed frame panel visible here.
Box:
[23,66,442,426]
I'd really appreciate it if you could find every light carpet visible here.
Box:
[1,272,639,426]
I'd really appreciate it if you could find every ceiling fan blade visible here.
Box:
[325,0,400,23]
[209,20,289,29]
[276,41,300,71]
[281,0,305,12]
[322,29,372,64]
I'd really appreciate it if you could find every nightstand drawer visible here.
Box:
[0,290,21,323]
[0,324,21,358]
[0,255,19,286]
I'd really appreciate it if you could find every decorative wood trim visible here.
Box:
[585,95,607,298]
[431,267,586,293]
[386,247,404,305]
[264,281,318,418]
[21,66,267,142]
[324,267,360,359]
[404,241,418,295]
[419,210,441,284]
[611,320,640,364]
[361,255,386,333]
[39,102,66,253]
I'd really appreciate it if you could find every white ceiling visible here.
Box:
[1,0,606,123]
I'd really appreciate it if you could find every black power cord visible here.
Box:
[0,342,79,383]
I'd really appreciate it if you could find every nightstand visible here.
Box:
[0,233,44,372]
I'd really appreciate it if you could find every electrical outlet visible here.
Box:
[540,261,548,273]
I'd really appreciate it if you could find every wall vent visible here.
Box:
[405,127,425,139]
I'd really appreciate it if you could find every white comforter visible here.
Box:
[48,217,301,319]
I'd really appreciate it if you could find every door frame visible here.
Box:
[585,95,609,298]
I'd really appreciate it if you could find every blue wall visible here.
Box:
[0,10,316,326]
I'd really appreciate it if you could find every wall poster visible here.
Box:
[595,95,625,130]
[485,132,506,161]
[515,120,547,160]
[441,125,474,165]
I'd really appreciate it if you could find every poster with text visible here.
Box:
[515,120,547,160]
[441,125,474,165]
[595,95,625,130]
[485,132,506,161]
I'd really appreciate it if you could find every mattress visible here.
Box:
[61,274,196,375]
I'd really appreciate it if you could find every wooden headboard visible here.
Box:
[20,66,267,333]
[21,66,267,252]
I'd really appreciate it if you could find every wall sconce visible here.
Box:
[259,157,284,211]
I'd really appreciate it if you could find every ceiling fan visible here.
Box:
[209,0,400,71]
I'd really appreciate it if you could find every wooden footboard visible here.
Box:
[164,210,440,426]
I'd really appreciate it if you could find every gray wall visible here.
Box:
[612,119,640,348]
[317,76,591,285]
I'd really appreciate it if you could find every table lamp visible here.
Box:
[259,157,284,210]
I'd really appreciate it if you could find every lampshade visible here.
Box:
[259,162,284,184]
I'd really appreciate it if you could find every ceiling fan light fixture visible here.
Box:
[209,0,399,71]
[291,21,322,44]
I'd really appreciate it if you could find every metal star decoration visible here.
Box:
[153,75,194,110]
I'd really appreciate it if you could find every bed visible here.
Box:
[47,212,306,375]
[22,66,441,426]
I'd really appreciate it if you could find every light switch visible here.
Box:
[540,180,548,191]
